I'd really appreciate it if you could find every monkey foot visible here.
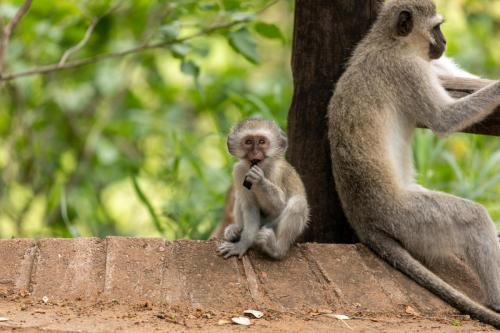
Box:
[217,241,248,259]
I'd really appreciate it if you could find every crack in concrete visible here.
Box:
[240,256,266,306]
[14,241,36,293]
[299,245,344,307]
[27,240,40,295]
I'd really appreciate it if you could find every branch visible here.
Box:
[59,18,98,66]
[0,19,245,82]
[59,1,126,66]
[0,0,33,74]
[256,0,281,15]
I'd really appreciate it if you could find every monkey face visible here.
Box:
[429,22,446,59]
[227,118,288,164]
[241,135,268,162]
[227,118,288,162]
[391,1,447,60]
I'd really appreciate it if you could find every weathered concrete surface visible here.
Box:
[104,237,165,302]
[30,238,106,300]
[0,238,484,316]
[0,239,35,294]
[0,299,492,333]
[167,240,254,310]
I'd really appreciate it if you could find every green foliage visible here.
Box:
[0,0,499,238]
[439,0,500,77]
[254,22,285,41]
[0,0,292,238]
[228,28,260,64]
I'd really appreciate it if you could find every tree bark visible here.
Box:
[288,0,383,243]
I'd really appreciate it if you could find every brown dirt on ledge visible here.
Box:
[0,298,494,333]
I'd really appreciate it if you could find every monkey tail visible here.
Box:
[366,232,500,329]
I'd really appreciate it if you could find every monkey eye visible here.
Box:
[258,139,266,145]
[245,139,253,145]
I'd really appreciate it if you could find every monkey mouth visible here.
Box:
[250,159,262,165]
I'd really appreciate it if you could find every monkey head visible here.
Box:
[227,118,288,163]
[377,0,447,60]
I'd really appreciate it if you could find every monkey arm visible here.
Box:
[435,82,500,135]
[253,179,287,214]
[415,80,500,136]
[245,165,286,214]
[440,76,494,93]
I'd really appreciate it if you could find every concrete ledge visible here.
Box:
[0,238,483,315]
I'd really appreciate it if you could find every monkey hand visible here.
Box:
[245,165,265,186]
[217,241,249,259]
[256,227,276,248]
[255,227,281,258]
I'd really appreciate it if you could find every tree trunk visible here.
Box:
[288,0,383,243]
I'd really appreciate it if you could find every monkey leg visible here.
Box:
[389,190,500,311]
[223,201,244,242]
[255,196,308,260]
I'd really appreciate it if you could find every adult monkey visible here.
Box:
[328,0,500,327]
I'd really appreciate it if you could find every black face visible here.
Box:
[429,24,446,59]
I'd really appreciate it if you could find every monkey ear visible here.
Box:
[396,10,413,37]
[278,130,288,153]
[227,133,236,156]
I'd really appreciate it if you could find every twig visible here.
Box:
[59,18,99,65]
[131,175,166,235]
[0,0,33,74]
[0,19,245,82]
[0,0,282,82]
[59,1,125,66]
[256,0,281,15]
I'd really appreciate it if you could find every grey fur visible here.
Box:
[218,119,309,260]
[328,0,500,327]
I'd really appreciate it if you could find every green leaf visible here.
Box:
[180,60,200,78]
[223,0,240,11]
[254,22,284,41]
[0,110,11,135]
[131,175,165,235]
[192,45,210,57]
[171,43,191,59]
[159,23,179,42]
[228,28,259,64]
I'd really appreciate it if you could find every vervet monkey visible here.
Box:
[217,118,309,260]
[328,0,500,327]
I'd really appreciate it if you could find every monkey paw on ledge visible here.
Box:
[0,237,482,315]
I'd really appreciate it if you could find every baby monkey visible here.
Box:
[217,118,309,260]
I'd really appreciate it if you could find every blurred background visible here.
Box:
[0,0,499,239]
